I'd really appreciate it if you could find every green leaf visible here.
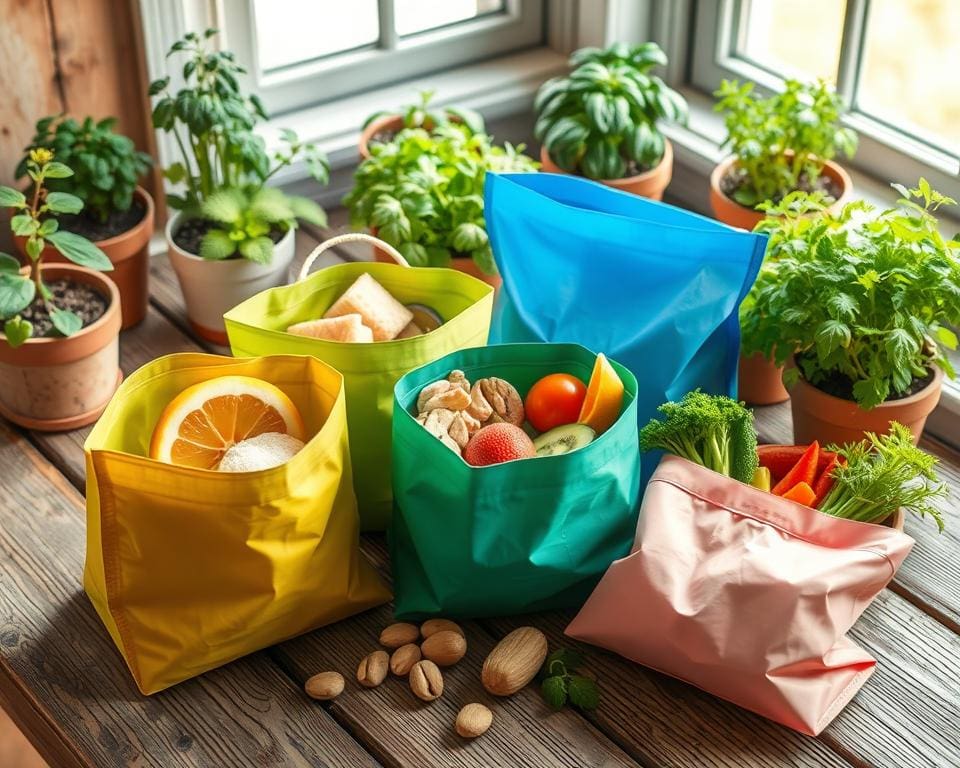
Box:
[935,326,958,351]
[0,253,21,274]
[249,187,293,223]
[45,192,84,214]
[38,218,58,236]
[398,242,429,267]
[287,196,327,227]
[540,676,568,711]
[163,162,188,184]
[885,328,917,367]
[43,162,73,179]
[452,222,488,253]
[148,76,170,96]
[200,188,246,224]
[25,237,43,260]
[49,306,83,337]
[545,648,585,672]
[239,236,274,264]
[0,273,36,317]
[46,231,112,271]
[198,229,237,260]
[10,214,37,236]
[3,316,33,347]
[0,187,27,208]
[815,319,851,356]
[852,376,889,409]
[567,675,600,711]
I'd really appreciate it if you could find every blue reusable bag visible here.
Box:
[485,173,767,475]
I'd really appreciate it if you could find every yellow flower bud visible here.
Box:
[29,147,54,165]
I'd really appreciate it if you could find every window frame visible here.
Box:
[220,0,545,116]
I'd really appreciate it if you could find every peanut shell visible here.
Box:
[357,650,389,688]
[409,660,444,701]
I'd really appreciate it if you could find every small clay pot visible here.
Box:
[539,140,674,201]
[788,366,943,447]
[738,351,790,405]
[359,115,405,160]
[369,227,501,290]
[14,187,155,329]
[166,212,296,345]
[709,155,853,231]
[0,264,121,431]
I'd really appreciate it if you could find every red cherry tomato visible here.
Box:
[524,373,587,433]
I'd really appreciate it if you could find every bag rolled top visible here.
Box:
[225,234,495,530]
[566,455,914,735]
[485,173,767,464]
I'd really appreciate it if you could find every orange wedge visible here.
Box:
[578,353,625,435]
[149,376,305,469]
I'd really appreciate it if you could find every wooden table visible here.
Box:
[2,212,959,768]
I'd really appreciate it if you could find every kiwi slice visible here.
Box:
[533,424,596,457]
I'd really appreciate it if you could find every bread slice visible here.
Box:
[287,314,374,343]
[324,273,413,341]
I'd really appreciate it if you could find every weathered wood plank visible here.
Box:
[754,404,960,633]
[358,537,852,768]
[0,422,379,768]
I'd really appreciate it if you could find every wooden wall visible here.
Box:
[0,0,159,202]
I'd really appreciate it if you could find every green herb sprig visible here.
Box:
[819,423,947,531]
[539,648,599,712]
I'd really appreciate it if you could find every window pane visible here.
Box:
[395,0,505,37]
[858,0,960,154]
[253,0,379,71]
[737,0,846,82]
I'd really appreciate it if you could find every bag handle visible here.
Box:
[298,232,409,281]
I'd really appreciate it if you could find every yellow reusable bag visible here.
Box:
[224,233,494,531]
[83,352,390,695]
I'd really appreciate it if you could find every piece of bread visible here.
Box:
[324,273,413,341]
[287,314,374,343]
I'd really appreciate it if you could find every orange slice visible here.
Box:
[578,353,625,436]
[149,376,305,469]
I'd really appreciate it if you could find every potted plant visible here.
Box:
[532,42,688,200]
[15,115,154,329]
[0,149,121,431]
[343,122,537,286]
[746,181,959,445]
[359,90,485,159]
[711,78,857,231]
[150,29,330,344]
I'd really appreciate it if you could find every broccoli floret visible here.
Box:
[639,390,758,483]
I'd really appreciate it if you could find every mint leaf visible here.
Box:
[568,675,599,711]
[541,676,568,711]
[546,648,585,672]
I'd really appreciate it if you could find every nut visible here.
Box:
[304,671,345,701]
[420,618,464,639]
[421,630,467,667]
[417,381,471,415]
[357,650,389,688]
[455,703,493,739]
[409,660,444,701]
[467,382,494,422]
[418,408,479,451]
[474,378,524,426]
[481,627,548,696]
[390,643,422,676]
[379,622,421,648]
[448,370,471,392]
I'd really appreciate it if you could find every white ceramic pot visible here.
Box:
[166,212,296,345]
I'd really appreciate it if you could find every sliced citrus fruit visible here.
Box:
[149,376,305,469]
[578,353,625,436]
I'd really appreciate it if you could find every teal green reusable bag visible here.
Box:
[391,343,640,619]
[225,238,494,531]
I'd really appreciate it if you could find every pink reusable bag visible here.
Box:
[566,455,914,736]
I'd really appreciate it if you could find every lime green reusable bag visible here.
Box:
[224,237,494,531]
[391,343,641,619]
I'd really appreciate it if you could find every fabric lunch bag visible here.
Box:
[391,342,641,619]
[84,352,391,694]
[566,455,914,735]
[484,172,767,481]
[224,233,494,531]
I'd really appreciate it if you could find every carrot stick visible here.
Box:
[782,481,816,507]
[772,441,820,496]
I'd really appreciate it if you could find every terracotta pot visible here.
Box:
[788,366,943,447]
[14,187,155,329]
[738,351,790,405]
[539,140,674,201]
[709,155,853,231]
[166,212,296,345]
[368,227,502,290]
[0,264,121,431]
[358,113,467,160]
